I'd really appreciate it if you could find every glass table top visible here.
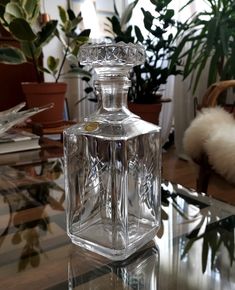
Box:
[0,157,234,290]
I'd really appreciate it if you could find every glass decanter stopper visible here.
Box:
[64,42,161,261]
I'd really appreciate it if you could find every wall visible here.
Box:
[42,0,66,83]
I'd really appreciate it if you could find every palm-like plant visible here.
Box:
[172,0,235,93]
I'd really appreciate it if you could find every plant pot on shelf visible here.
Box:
[128,102,162,125]
[21,82,67,127]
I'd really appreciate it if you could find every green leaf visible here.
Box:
[47,55,59,72]
[111,15,121,35]
[149,0,158,5]
[70,16,83,30]
[170,34,189,72]
[207,51,219,85]
[120,0,139,28]
[141,8,154,31]
[113,0,119,16]
[0,46,26,64]
[157,220,164,238]
[67,67,91,78]
[206,17,218,51]
[193,52,209,93]
[187,217,206,239]
[134,25,144,42]
[58,5,67,24]
[72,36,89,45]
[40,67,51,75]
[82,76,90,82]
[229,43,235,78]
[67,8,76,21]
[35,20,57,47]
[0,4,6,20]
[181,237,197,259]
[78,29,91,37]
[23,0,40,22]
[23,0,38,15]
[62,20,72,34]
[202,237,209,273]
[179,0,194,12]
[9,18,37,41]
[207,230,219,268]
[219,24,228,55]
[164,9,175,21]
[161,208,168,220]
[85,87,93,94]
[219,226,235,267]
[183,42,194,77]
[5,2,24,19]
[21,41,41,59]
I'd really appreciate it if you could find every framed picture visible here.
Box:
[96,0,114,13]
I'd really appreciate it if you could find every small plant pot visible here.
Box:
[21,82,67,127]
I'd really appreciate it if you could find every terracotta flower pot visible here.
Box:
[21,82,67,127]
[128,102,162,124]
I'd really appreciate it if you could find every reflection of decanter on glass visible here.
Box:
[68,242,159,289]
[64,42,161,261]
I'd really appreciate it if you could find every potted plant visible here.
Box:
[106,0,181,124]
[171,0,235,95]
[0,0,91,126]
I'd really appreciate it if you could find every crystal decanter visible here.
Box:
[64,42,161,261]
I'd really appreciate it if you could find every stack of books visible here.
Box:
[0,129,40,154]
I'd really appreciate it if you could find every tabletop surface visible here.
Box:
[0,155,234,290]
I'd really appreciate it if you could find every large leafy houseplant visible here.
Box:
[0,0,91,82]
[107,0,181,104]
[0,0,91,125]
[171,0,235,94]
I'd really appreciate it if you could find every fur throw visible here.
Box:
[183,107,235,184]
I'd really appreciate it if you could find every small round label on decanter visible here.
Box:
[84,122,99,132]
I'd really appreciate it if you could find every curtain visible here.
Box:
[170,0,208,159]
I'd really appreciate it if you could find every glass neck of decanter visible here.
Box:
[95,75,131,112]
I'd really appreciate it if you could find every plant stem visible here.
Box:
[29,44,42,83]
[56,45,69,83]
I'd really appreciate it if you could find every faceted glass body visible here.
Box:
[64,42,161,260]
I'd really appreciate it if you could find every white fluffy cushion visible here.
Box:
[204,124,235,184]
[183,107,235,184]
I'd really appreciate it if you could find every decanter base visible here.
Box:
[69,229,157,261]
